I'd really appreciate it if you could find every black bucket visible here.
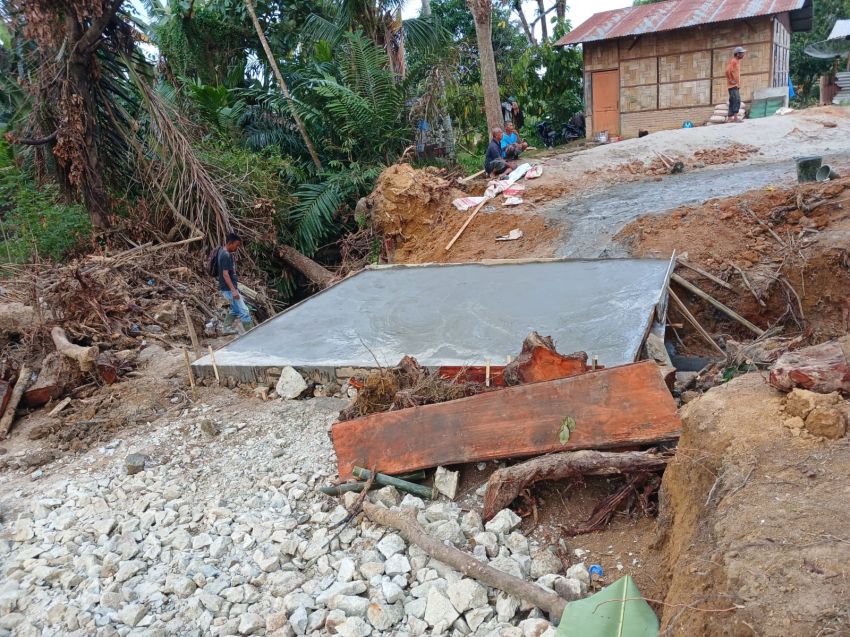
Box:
[796,156,822,183]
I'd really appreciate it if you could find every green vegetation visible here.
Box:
[790,0,850,101]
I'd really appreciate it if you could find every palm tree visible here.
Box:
[468,0,503,131]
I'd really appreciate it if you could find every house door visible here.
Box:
[592,70,620,136]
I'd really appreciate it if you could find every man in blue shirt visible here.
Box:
[217,232,254,334]
[500,122,528,160]
[484,127,508,177]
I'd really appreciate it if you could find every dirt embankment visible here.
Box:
[366,164,561,263]
[616,177,850,353]
[655,374,850,635]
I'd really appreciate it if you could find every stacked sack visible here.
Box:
[706,102,746,125]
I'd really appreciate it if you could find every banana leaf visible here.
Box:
[556,575,659,637]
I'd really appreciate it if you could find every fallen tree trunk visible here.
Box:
[482,449,670,520]
[0,365,31,439]
[23,352,67,407]
[0,302,36,334]
[51,327,99,373]
[363,502,568,619]
[276,245,334,288]
[503,331,595,386]
[769,335,850,394]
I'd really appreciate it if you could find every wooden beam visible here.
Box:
[671,273,764,336]
[331,361,681,479]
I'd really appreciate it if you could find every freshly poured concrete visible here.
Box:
[195,258,672,377]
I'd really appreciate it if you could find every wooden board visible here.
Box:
[332,361,681,479]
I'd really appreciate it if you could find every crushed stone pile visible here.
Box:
[0,396,590,637]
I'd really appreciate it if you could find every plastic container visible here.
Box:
[796,156,822,183]
[589,564,604,577]
[816,164,840,181]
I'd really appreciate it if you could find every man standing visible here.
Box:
[217,233,253,334]
[726,46,746,122]
[484,127,509,177]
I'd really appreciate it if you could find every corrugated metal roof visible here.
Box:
[829,19,850,40]
[557,0,807,46]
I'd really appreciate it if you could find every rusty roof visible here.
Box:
[556,0,811,46]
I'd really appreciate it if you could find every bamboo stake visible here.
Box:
[675,257,733,290]
[320,471,427,496]
[459,170,485,184]
[183,347,197,400]
[182,301,201,359]
[353,466,434,499]
[0,365,30,439]
[671,273,764,336]
[208,346,220,382]
[446,197,490,251]
[244,0,322,171]
[668,288,727,356]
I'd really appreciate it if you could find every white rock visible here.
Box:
[316,580,367,604]
[335,616,372,637]
[266,611,289,632]
[289,607,308,636]
[566,563,590,590]
[118,604,148,627]
[328,594,370,617]
[336,557,356,582]
[529,550,563,579]
[404,597,427,619]
[473,531,499,557]
[505,532,529,556]
[485,509,521,534]
[446,579,488,614]
[434,466,459,500]
[192,532,213,549]
[465,607,493,632]
[372,486,401,507]
[254,550,280,573]
[424,587,460,627]
[399,495,425,510]
[460,511,483,536]
[384,553,411,576]
[325,609,347,633]
[489,556,524,579]
[496,592,520,622]
[166,574,196,598]
[238,612,265,635]
[277,367,308,400]
[366,601,404,630]
[520,618,553,637]
[554,576,584,601]
[382,580,405,604]
[376,533,406,559]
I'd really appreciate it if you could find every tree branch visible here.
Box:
[14,131,58,146]
[75,0,124,58]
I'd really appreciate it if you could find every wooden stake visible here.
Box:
[363,502,568,619]
[445,197,490,251]
[671,273,764,336]
[485,359,491,387]
[208,346,220,382]
[675,257,733,290]
[0,365,30,439]
[48,396,72,417]
[353,466,434,499]
[668,288,727,356]
[459,170,485,184]
[182,301,201,360]
[183,347,197,400]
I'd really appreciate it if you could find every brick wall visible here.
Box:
[584,14,783,138]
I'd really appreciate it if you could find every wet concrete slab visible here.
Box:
[195,258,673,379]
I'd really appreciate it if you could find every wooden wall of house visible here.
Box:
[583,15,784,138]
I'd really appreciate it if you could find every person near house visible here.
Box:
[500,122,528,160]
[501,99,513,125]
[217,232,254,333]
[484,127,509,177]
[726,46,746,122]
[511,100,525,130]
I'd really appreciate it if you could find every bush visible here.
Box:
[0,140,91,263]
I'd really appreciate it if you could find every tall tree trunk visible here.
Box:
[244,0,323,171]
[468,0,503,133]
[555,0,566,23]
[536,0,548,41]
[421,0,431,17]
[512,0,537,47]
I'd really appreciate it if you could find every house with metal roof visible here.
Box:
[555,0,813,138]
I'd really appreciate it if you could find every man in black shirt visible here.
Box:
[484,127,508,177]
[217,232,253,333]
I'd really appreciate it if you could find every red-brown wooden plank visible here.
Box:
[332,360,681,479]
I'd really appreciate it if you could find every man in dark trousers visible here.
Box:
[484,127,509,177]
[726,46,746,122]
[218,232,253,333]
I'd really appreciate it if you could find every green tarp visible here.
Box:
[556,575,659,637]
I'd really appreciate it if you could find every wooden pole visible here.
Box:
[244,0,323,171]
[207,346,220,382]
[0,364,30,439]
[353,466,434,499]
[446,197,490,251]
[183,347,197,400]
[182,301,201,360]
[459,170,485,184]
[363,502,568,619]
[671,273,764,336]
[668,288,727,356]
[675,257,733,290]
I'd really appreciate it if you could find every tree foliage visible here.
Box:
[790,0,850,100]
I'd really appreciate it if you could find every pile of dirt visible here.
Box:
[655,374,850,635]
[691,143,760,166]
[616,176,850,351]
[366,163,561,264]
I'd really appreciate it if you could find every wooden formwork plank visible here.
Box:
[332,360,681,480]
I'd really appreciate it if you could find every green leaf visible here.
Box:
[556,575,659,637]
[559,417,576,445]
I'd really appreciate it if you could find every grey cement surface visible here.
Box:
[545,154,850,258]
[195,259,672,374]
